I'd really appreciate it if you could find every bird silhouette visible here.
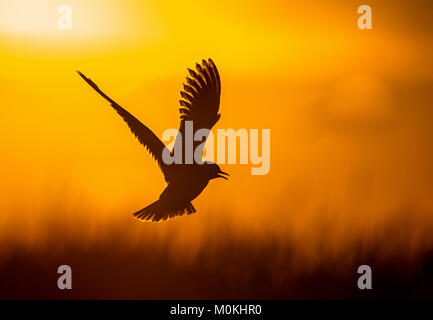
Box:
[77,58,228,222]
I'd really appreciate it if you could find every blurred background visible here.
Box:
[0,0,433,298]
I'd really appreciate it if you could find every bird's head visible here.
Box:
[205,162,229,181]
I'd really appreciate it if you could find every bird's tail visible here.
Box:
[133,200,196,222]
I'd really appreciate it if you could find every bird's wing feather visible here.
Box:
[77,71,170,178]
[174,58,221,161]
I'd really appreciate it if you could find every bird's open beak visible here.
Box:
[217,170,230,180]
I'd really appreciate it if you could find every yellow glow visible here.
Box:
[0,0,160,44]
[0,0,54,34]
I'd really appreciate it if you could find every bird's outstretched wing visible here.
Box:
[77,71,170,178]
[174,59,221,162]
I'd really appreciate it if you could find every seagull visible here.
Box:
[77,59,228,222]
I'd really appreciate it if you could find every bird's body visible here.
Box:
[77,59,228,222]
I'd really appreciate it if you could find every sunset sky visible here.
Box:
[0,0,433,298]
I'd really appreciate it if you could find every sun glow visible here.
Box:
[0,0,54,34]
[0,0,159,43]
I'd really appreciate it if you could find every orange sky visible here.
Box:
[0,0,433,272]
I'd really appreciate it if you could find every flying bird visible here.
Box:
[77,59,228,222]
